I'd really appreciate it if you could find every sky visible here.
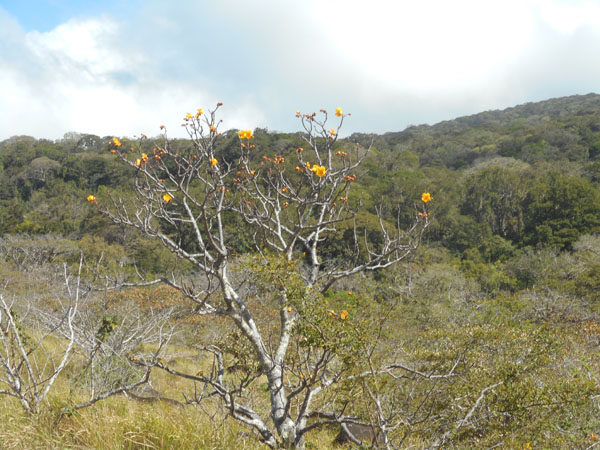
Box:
[1,0,600,141]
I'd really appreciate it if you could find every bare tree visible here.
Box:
[0,258,81,415]
[93,106,431,449]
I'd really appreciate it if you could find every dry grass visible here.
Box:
[0,341,341,450]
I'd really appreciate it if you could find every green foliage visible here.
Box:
[3,96,600,447]
[523,171,600,249]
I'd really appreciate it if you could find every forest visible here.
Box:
[0,94,600,449]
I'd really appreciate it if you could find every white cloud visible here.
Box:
[0,10,266,140]
[2,0,600,140]
[534,0,600,34]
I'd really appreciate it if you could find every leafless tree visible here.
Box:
[0,258,81,415]
[94,106,431,449]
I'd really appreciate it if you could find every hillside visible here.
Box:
[1,95,600,448]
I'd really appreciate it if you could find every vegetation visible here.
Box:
[1,94,600,448]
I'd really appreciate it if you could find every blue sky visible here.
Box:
[1,0,600,140]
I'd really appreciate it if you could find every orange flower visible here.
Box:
[141,153,149,162]
[162,193,173,203]
[210,125,216,132]
[421,192,433,203]
[340,310,348,320]
[210,157,218,166]
[335,107,343,117]
[283,202,289,207]
[238,130,254,139]
[311,164,327,178]
[418,212,430,218]
[86,195,96,203]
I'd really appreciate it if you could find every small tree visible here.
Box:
[92,106,431,448]
[0,258,82,415]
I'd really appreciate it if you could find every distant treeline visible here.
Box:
[1,94,600,278]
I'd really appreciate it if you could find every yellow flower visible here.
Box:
[238,129,254,140]
[135,158,142,167]
[329,128,336,136]
[421,192,433,203]
[141,153,149,162]
[340,310,348,320]
[110,137,122,147]
[210,157,218,166]
[185,112,193,120]
[335,107,343,117]
[86,194,96,203]
[311,164,327,178]
[210,125,216,132]
[196,108,204,116]
[162,193,173,203]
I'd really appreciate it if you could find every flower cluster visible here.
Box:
[344,174,357,182]
[310,164,327,178]
[135,153,149,167]
[238,130,254,140]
